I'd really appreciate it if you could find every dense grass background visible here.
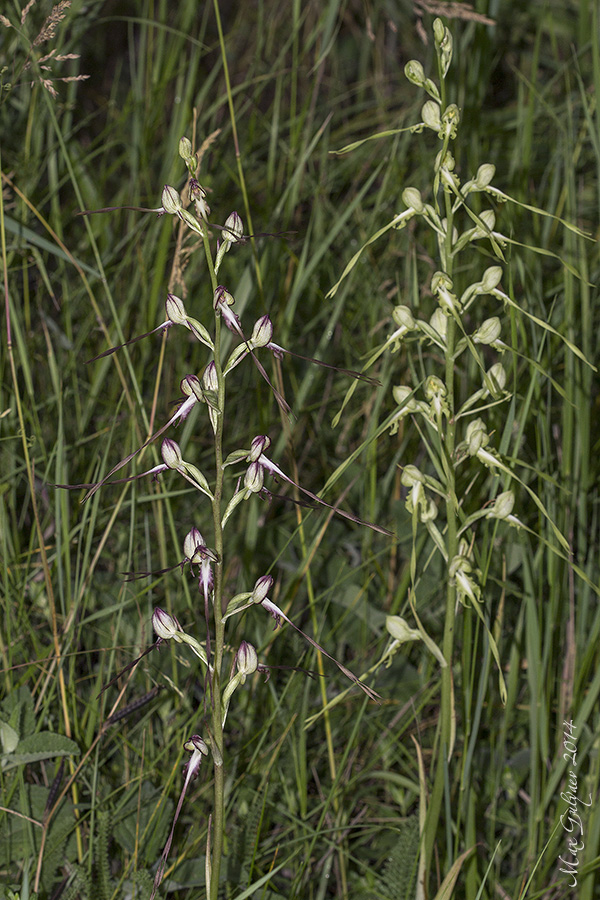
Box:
[1,1,599,898]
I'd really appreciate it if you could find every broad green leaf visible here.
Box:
[0,721,19,754]
[2,733,80,772]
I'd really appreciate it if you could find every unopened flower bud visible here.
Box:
[430,308,448,338]
[434,18,453,77]
[252,575,273,603]
[404,60,425,87]
[422,100,441,132]
[465,419,489,456]
[222,211,244,243]
[236,641,258,676]
[386,615,421,643]
[474,163,495,189]
[161,185,182,215]
[433,17,446,45]
[484,362,507,396]
[392,305,416,330]
[244,461,264,493]
[481,266,503,292]
[179,137,193,162]
[161,438,182,469]
[473,317,501,345]
[472,209,496,238]
[490,490,515,519]
[152,607,182,641]
[251,314,273,348]
[165,293,188,326]
[248,434,270,462]
[402,187,424,213]
[392,385,418,412]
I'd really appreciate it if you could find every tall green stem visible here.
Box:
[424,184,459,874]
[200,228,226,900]
[209,325,225,900]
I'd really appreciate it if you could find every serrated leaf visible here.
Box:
[2,732,80,771]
